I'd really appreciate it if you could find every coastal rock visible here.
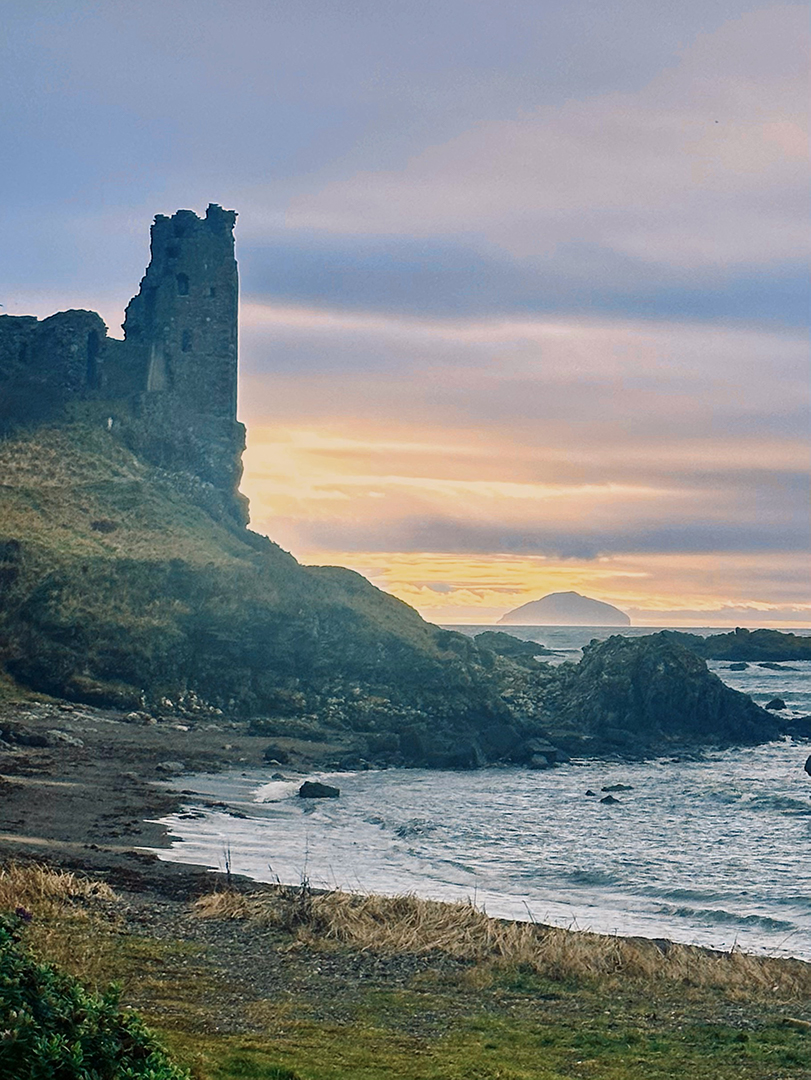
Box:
[782,716,811,739]
[155,760,185,775]
[528,754,550,770]
[398,730,484,770]
[727,662,748,671]
[474,631,554,661]
[299,781,340,799]
[478,723,522,759]
[538,633,781,753]
[765,698,786,711]
[600,794,620,804]
[805,755,811,777]
[602,783,633,792]
[662,628,811,663]
[520,738,569,765]
[263,744,290,765]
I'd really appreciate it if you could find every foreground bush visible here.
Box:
[0,914,188,1079]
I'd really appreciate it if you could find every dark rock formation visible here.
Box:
[805,755,811,777]
[536,633,781,755]
[765,698,787,711]
[727,662,748,670]
[499,591,630,626]
[660,628,811,663]
[519,737,569,765]
[600,794,620,804]
[528,754,551,769]
[783,716,811,739]
[299,781,340,799]
[263,745,290,765]
[602,783,633,792]
[473,631,555,662]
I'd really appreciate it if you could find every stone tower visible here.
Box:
[120,204,248,524]
[122,204,238,418]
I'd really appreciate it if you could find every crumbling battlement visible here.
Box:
[0,205,248,525]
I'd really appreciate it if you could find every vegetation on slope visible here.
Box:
[0,905,188,1079]
[3,863,811,1080]
[0,425,507,732]
[0,424,784,763]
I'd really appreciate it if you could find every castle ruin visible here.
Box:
[0,205,248,524]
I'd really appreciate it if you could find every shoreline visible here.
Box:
[4,693,811,1077]
[2,693,808,964]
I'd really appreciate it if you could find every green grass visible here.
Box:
[3,866,811,1080]
[0,424,493,722]
[160,994,811,1080]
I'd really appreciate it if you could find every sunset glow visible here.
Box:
[3,2,808,627]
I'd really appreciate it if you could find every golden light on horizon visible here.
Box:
[239,416,810,628]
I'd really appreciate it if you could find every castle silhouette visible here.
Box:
[0,205,247,523]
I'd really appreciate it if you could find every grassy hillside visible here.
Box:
[0,424,782,763]
[0,425,508,742]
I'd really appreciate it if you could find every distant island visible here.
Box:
[499,591,631,626]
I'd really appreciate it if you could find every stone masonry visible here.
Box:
[0,205,248,524]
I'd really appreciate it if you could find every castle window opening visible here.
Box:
[181,329,193,352]
[176,273,189,296]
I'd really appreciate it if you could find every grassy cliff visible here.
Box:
[0,424,783,763]
[0,424,512,745]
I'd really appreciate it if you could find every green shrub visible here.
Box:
[0,914,189,1079]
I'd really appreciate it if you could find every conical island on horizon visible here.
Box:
[499,591,631,626]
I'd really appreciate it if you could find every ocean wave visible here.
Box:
[660,905,797,933]
[742,794,811,815]
[394,818,439,839]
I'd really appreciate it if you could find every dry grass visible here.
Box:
[0,862,117,914]
[195,886,811,999]
[0,863,122,987]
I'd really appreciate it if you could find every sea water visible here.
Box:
[151,626,811,960]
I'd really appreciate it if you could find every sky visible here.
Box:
[1,1,808,625]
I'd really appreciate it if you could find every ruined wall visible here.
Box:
[0,310,107,429]
[0,205,248,525]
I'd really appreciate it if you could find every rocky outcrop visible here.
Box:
[473,631,555,663]
[660,628,811,662]
[299,781,340,798]
[535,633,781,755]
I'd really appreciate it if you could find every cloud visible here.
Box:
[289,549,811,626]
[239,235,809,325]
[288,512,809,560]
[287,7,809,273]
